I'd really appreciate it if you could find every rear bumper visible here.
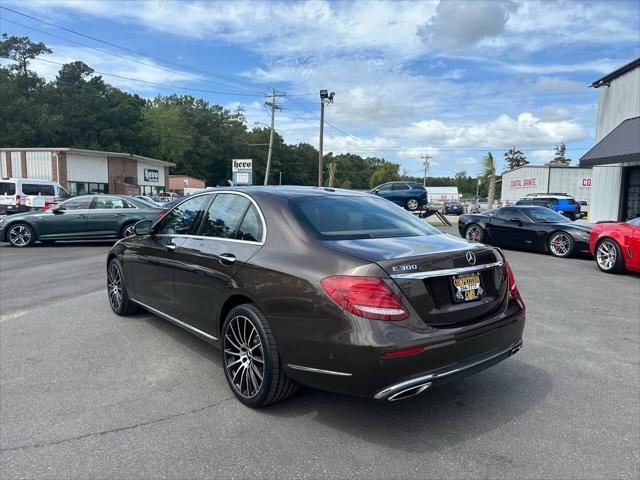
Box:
[0,205,28,215]
[276,301,525,399]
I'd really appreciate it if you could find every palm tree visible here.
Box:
[483,152,497,209]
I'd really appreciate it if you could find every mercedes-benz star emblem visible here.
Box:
[466,251,477,265]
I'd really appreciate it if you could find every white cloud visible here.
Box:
[395,112,586,149]
[418,1,515,50]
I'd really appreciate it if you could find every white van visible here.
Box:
[0,178,70,215]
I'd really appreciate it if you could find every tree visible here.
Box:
[483,152,497,208]
[504,146,528,170]
[549,143,571,166]
[0,34,52,76]
[369,162,400,188]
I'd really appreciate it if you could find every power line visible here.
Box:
[30,57,265,96]
[0,5,271,92]
[1,16,263,95]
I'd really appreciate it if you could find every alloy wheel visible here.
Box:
[407,199,419,210]
[550,233,571,256]
[224,315,265,398]
[8,225,32,247]
[596,240,617,270]
[466,226,482,242]
[107,262,123,311]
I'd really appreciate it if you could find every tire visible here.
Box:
[464,223,484,243]
[120,222,137,239]
[595,238,625,274]
[405,198,420,211]
[6,223,36,247]
[107,259,139,315]
[222,304,298,408]
[548,231,574,258]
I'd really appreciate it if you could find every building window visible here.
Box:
[68,182,108,196]
[140,185,164,195]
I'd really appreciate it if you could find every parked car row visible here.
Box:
[459,206,640,274]
[0,194,166,247]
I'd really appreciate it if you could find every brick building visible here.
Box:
[0,148,174,196]
[168,175,206,195]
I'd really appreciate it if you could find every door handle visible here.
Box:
[218,253,236,265]
[166,243,176,252]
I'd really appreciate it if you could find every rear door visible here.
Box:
[173,193,265,335]
[85,196,134,236]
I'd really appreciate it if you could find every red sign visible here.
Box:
[510,178,537,188]
[579,178,592,188]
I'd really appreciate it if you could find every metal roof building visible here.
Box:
[579,57,640,222]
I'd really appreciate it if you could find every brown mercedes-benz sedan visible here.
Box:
[106,187,525,407]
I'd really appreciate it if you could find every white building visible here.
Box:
[500,165,592,203]
[0,148,175,196]
[579,57,640,222]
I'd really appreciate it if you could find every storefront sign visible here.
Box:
[578,177,592,188]
[232,159,252,185]
[510,178,537,188]
[144,168,159,182]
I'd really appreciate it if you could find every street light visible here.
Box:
[318,90,335,186]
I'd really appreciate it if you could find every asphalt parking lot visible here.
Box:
[1,229,639,479]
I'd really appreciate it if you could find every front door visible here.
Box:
[38,196,92,238]
[129,194,210,316]
[487,207,532,247]
[173,193,264,336]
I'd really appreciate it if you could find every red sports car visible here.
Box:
[589,217,640,273]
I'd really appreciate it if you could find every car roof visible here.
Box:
[203,185,375,199]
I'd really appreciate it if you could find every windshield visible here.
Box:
[290,196,441,240]
[522,207,568,223]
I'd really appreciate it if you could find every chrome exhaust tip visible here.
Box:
[387,382,432,401]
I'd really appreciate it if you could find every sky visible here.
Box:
[1,0,639,178]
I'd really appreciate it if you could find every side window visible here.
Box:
[156,195,209,235]
[377,184,392,191]
[22,183,54,195]
[200,194,250,239]
[93,196,130,209]
[391,183,409,191]
[236,205,264,242]
[61,196,93,210]
[498,207,527,221]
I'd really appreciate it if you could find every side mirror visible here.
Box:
[51,205,65,214]
[134,219,153,236]
[510,218,523,226]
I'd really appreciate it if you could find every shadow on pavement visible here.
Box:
[137,309,551,455]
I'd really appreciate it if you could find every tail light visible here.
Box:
[503,261,524,307]
[15,194,20,206]
[320,276,409,321]
[158,211,166,218]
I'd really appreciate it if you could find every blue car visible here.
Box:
[520,194,579,220]
[371,181,428,211]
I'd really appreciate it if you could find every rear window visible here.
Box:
[21,183,55,196]
[0,182,16,195]
[290,196,440,240]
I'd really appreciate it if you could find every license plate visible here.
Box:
[451,272,484,303]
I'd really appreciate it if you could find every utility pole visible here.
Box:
[420,154,431,187]
[264,89,285,185]
[318,90,335,187]
[279,171,282,185]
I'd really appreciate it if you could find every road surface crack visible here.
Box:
[0,396,234,453]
